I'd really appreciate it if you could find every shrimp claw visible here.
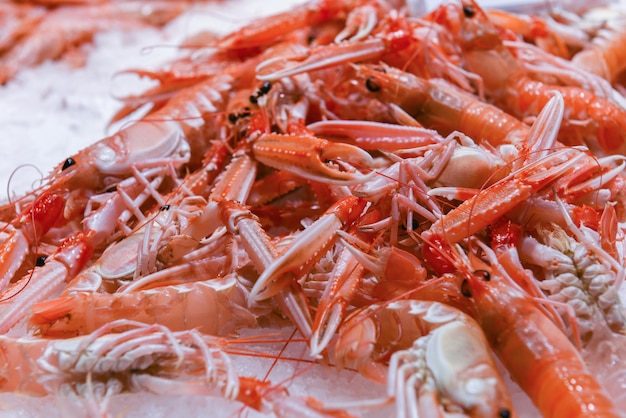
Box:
[248,196,367,303]
[252,133,374,185]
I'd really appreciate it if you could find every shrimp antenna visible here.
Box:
[6,164,45,205]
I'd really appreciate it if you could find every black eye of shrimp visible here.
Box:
[35,255,47,267]
[365,77,381,92]
[499,409,511,418]
[473,269,490,281]
[461,279,472,297]
[258,81,272,96]
[228,113,238,123]
[61,157,76,171]
[160,205,170,211]
[463,4,475,17]
[248,94,258,105]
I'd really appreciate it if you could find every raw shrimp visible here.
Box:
[30,274,256,338]
[431,0,626,156]
[571,6,626,83]
[460,241,620,417]
[334,300,514,418]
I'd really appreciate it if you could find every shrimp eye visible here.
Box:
[249,94,258,105]
[461,279,472,297]
[365,77,381,92]
[258,81,272,96]
[228,113,238,123]
[62,157,76,171]
[473,270,490,281]
[462,4,475,17]
[160,205,170,211]
[499,409,511,418]
[35,255,47,267]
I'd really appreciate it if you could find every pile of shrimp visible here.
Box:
[1,0,626,416]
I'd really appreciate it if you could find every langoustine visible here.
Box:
[1,0,626,417]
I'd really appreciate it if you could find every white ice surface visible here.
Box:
[0,0,609,416]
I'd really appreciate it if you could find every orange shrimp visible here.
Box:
[423,93,580,244]
[349,64,531,148]
[0,318,326,416]
[0,3,45,55]
[256,10,472,93]
[458,241,620,418]
[10,67,243,255]
[29,274,256,338]
[571,7,626,84]
[430,0,626,157]
[334,299,514,417]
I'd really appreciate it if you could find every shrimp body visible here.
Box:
[571,7,626,83]
[464,246,619,417]
[29,275,256,338]
[334,300,513,417]
[508,77,626,155]
[352,64,530,148]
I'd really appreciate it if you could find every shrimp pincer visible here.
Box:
[249,195,367,303]
[252,133,374,185]
[334,300,513,418]
[307,120,443,151]
[461,242,620,418]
